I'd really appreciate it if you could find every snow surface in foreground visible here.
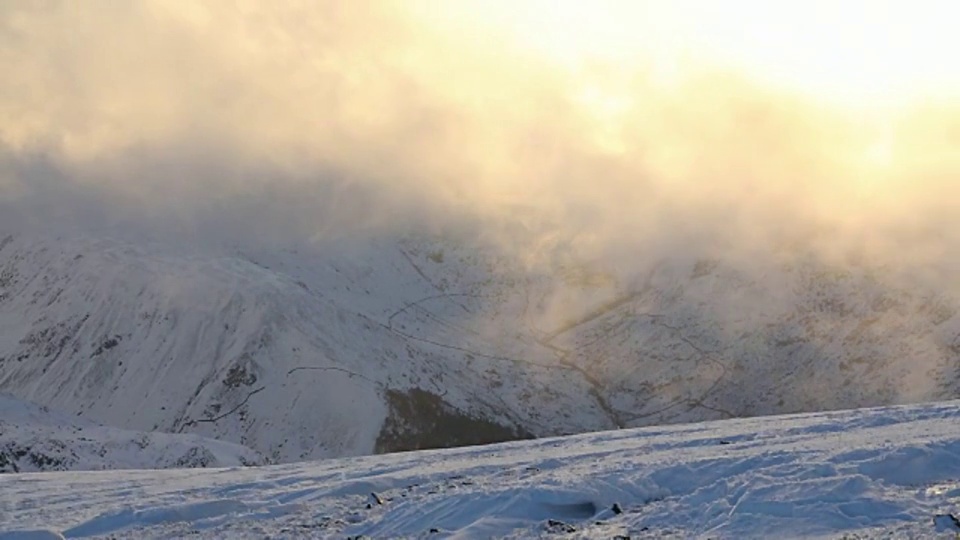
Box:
[3,401,960,539]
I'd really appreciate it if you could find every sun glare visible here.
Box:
[686,1,960,107]
[432,0,960,108]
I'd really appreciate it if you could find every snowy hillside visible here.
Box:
[0,394,264,473]
[3,400,960,538]
[0,232,593,462]
[1,232,959,463]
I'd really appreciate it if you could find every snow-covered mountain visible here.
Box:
[3,400,960,539]
[1,231,958,462]
[0,394,264,473]
[0,232,588,463]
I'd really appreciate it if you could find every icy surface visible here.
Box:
[2,400,960,538]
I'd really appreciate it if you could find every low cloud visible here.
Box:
[4,0,960,419]
[1,1,959,276]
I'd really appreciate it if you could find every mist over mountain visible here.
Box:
[1,229,959,462]
[2,1,960,459]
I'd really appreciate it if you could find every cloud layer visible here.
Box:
[2,1,959,277]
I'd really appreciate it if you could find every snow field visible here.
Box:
[3,400,960,538]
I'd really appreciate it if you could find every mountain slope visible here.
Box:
[0,233,604,462]
[3,400,960,538]
[0,231,958,462]
[0,394,264,473]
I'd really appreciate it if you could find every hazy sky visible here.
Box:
[2,1,959,272]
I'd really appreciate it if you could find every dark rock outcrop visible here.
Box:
[375,388,534,453]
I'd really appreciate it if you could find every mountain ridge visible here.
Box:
[0,393,264,473]
[0,231,957,461]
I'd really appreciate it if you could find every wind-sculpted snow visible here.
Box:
[2,401,960,538]
[0,394,264,472]
[1,232,960,463]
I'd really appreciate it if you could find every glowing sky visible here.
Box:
[1,1,959,269]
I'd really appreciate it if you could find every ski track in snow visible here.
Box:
[3,401,960,539]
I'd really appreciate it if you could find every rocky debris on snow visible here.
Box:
[546,519,577,533]
[934,513,960,532]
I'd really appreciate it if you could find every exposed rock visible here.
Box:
[375,388,534,453]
